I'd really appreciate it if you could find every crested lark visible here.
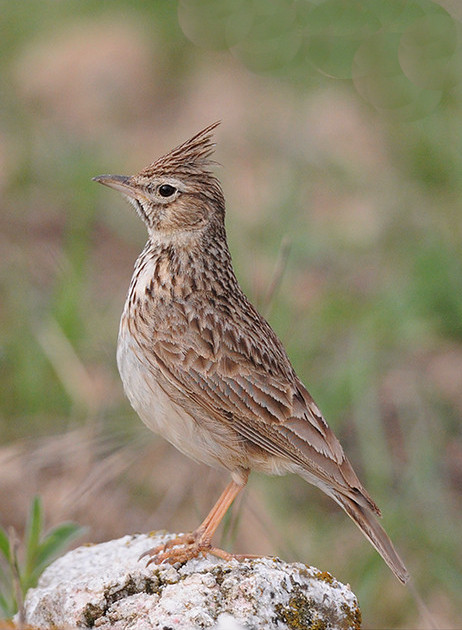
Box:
[94,122,409,583]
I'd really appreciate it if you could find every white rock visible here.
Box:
[23,533,361,629]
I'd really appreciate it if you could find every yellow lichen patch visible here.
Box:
[275,591,327,630]
[341,601,362,630]
[314,570,335,585]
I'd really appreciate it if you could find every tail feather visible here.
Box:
[332,491,409,584]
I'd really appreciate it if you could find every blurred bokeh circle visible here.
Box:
[352,30,443,121]
[398,12,460,91]
[305,0,380,79]
[178,0,462,121]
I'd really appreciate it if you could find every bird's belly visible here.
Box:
[116,331,240,471]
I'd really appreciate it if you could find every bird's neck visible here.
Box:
[126,227,240,310]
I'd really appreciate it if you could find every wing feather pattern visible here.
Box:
[136,297,379,513]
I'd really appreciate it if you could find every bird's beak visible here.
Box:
[92,174,141,201]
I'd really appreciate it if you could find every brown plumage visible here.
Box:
[94,122,409,583]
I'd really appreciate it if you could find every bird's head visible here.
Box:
[94,122,225,241]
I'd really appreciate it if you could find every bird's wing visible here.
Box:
[138,298,378,512]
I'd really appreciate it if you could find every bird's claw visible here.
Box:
[140,533,264,567]
[140,531,212,566]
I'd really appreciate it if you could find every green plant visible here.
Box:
[0,496,84,619]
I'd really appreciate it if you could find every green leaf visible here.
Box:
[25,496,42,576]
[0,589,14,618]
[26,523,84,590]
[0,527,10,563]
[36,522,84,567]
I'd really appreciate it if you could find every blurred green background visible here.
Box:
[1,1,462,627]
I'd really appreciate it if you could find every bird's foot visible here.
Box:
[140,529,211,566]
[139,530,259,566]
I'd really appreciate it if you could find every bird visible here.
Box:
[93,122,409,583]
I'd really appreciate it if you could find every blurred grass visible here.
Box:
[1,1,462,627]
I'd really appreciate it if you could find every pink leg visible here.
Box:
[141,475,249,565]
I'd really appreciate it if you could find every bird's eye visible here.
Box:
[158,184,177,198]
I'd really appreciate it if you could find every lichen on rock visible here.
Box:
[22,532,361,629]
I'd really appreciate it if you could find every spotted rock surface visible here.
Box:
[23,533,361,629]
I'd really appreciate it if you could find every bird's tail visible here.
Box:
[331,490,409,584]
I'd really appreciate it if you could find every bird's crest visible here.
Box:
[139,122,220,178]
